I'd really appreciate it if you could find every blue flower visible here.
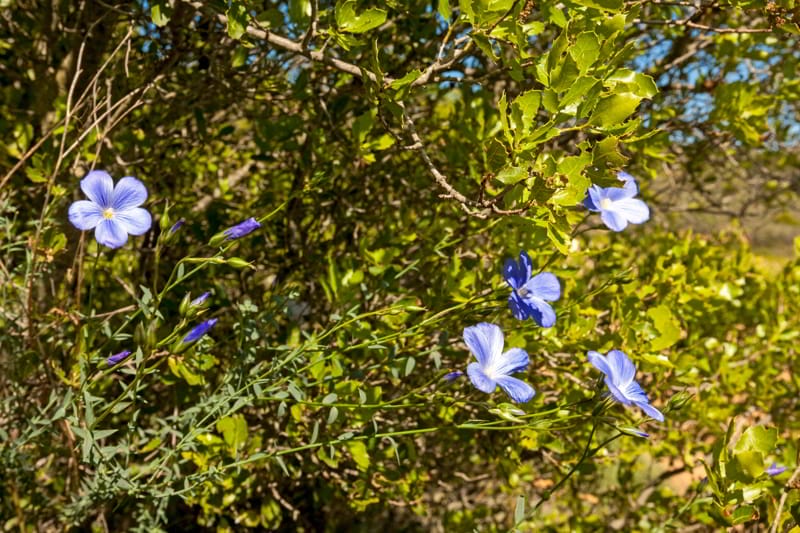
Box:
[503,251,560,327]
[588,349,664,421]
[463,322,535,403]
[183,318,218,343]
[584,171,649,232]
[443,370,464,381]
[169,218,185,234]
[191,291,211,306]
[766,463,787,476]
[107,350,132,366]
[68,170,152,249]
[224,218,261,240]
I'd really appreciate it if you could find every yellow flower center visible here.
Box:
[102,208,115,219]
[599,198,613,210]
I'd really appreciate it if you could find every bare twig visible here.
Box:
[300,0,318,51]
[635,18,773,33]
[399,105,487,218]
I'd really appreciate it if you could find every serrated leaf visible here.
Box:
[588,92,642,128]
[337,0,387,34]
[569,32,600,73]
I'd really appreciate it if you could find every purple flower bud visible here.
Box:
[443,371,464,381]
[191,291,211,306]
[223,218,261,240]
[169,218,185,234]
[107,350,132,366]
[183,318,218,343]
[767,463,787,476]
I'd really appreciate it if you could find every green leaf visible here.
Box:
[569,33,600,74]
[226,2,248,40]
[588,92,642,128]
[336,0,387,34]
[496,166,527,185]
[352,110,375,145]
[561,76,600,112]
[735,425,777,455]
[647,304,681,351]
[216,415,248,449]
[404,356,416,376]
[289,0,311,24]
[730,505,757,525]
[568,0,624,11]
[438,0,452,23]
[150,0,171,27]
[514,495,525,525]
[729,450,765,481]
[347,440,370,471]
[607,69,658,98]
[510,89,541,136]
[321,393,338,405]
[389,69,422,98]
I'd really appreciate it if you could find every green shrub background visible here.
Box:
[1,1,800,531]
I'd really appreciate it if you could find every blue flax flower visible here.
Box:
[584,171,649,232]
[169,218,185,234]
[224,218,261,240]
[107,350,132,366]
[464,322,534,403]
[191,291,211,306]
[68,170,152,249]
[503,251,560,327]
[766,463,787,476]
[588,349,664,421]
[183,318,218,343]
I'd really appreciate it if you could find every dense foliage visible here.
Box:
[2,0,800,530]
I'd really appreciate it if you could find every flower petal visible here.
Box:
[600,209,628,232]
[524,272,560,302]
[610,197,649,224]
[463,322,504,367]
[466,362,496,394]
[605,378,632,406]
[508,292,531,321]
[620,380,649,403]
[519,251,533,282]
[617,171,639,195]
[503,257,522,289]
[527,297,556,328]
[68,200,104,230]
[94,219,129,249]
[495,375,535,403]
[636,401,664,422]
[588,350,612,377]
[585,185,604,212]
[491,347,529,376]
[607,350,636,384]
[80,170,114,207]
[112,176,148,210]
[114,207,152,235]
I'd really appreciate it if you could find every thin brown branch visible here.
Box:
[635,18,773,34]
